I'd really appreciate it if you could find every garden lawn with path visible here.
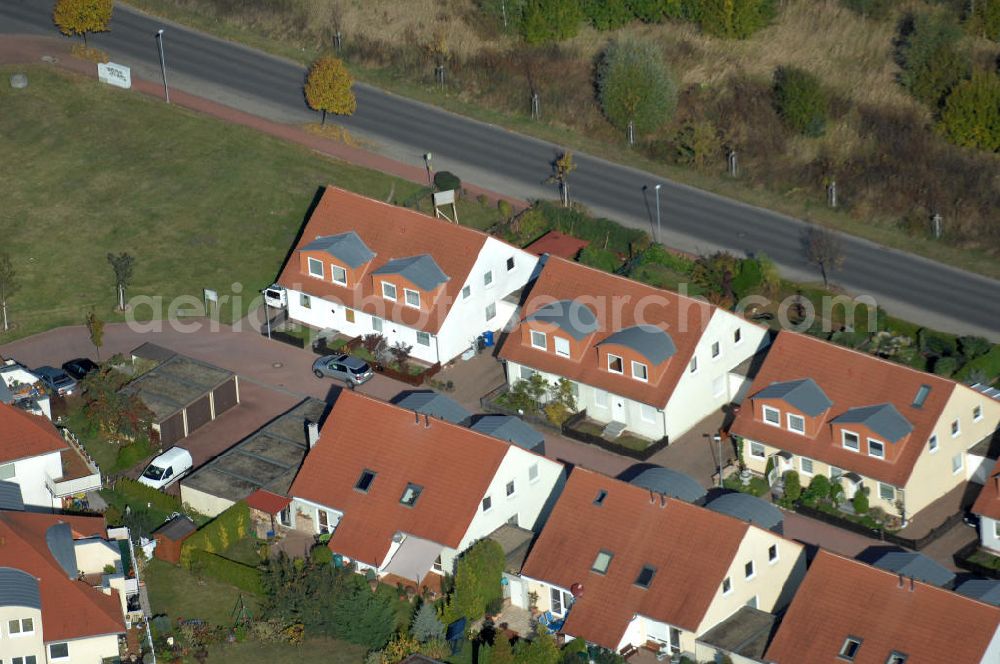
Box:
[0,66,505,342]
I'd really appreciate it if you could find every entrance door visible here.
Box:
[612,398,626,423]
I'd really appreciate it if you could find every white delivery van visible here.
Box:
[138,447,193,490]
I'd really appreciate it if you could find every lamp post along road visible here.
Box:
[155,29,170,103]
[654,184,662,244]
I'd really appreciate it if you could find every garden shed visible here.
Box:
[152,514,197,564]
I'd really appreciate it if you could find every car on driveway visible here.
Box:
[312,354,374,386]
[62,358,99,381]
[33,365,78,397]
[138,447,193,490]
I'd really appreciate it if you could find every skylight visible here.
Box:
[355,469,376,493]
[593,489,608,506]
[400,483,423,507]
[592,550,613,574]
[912,385,931,408]
[635,565,657,589]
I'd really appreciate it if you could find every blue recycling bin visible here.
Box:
[482,330,495,347]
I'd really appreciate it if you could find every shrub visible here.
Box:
[331,575,396,649]
[521,0,584,44]
[543,401,571,425]
[640,244,695,273]
[672,120,722,170]
[693,0,776,39]
[773,66,828,137]
[310,544,333,565]
[852,487,870,515]
[898,12,970,107]
[628,0,686,23]
[410,601,445,643]
[597,37,677,135]
[579,246,621,272]
[443,538,505,622]
[965,0,1000,41]
[959,336,993,361]
[782,470,802,505]
[583,0,633,29]
[180,501,252,567]
[918,329,958,359]
[189,550,263,594]
[933,355,959,377]
[803,474,832,505]
[113,477,182,514]
[433,171,462,192]
[937,71,1000,152]
[497,199,514,220]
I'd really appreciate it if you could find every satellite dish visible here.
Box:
[570,582,584,598]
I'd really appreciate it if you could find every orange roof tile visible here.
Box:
[972,457,1000,521]
[0,511,123,641]
[520,469,750,648]
[0,402,67,464]
[765,550,1000,664]
[277,187,514,334]
[289,391,518,566]
[498,257,717,408]
[525,231,590,259]
[730,331,956,487]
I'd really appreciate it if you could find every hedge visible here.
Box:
[189,549,263,595]
[180,501,252,568]
[114,477,182,514]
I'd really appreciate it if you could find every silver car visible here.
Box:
[312,354,374,386]
[33,365,78,397]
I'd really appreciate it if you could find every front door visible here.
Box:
[612,398,626,423]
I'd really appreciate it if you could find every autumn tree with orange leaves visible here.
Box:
[304,55,357,125]
[53,0,113,46]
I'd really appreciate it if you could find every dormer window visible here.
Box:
[839,637,862,661]
[868,439,884,459]
[762,405,781,426]
[787,413,805,434]
[331,265,347,285]
[607,354,624,374]
[842,430,860,452]
[632,361,648,382]
[531,330,547,350]
[404,288,421,308]
[382,282,397,301]
[307,257,324,278]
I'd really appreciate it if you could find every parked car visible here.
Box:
[312,354,374,386]
[61,358,99,381]
[33,365,78,397]
[138,447,193,490]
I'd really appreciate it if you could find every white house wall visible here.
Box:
[4,451,63,510]
[980,625,1000,664]
[981,516,1000,554]
[0,605,44,661]
[45,633,121,664]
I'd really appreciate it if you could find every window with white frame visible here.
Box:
[331,265,347,285]
[952,453,963,474]
[878,483,895,501]
[506,480,516,497]
[404,289,421,308]
[300,293,311,309]
[372,316,383,333]
[49,643,69,660]
[689,356,698,373]
[749,441,765,459]
[711,341,720,358]
[842,430,860,451]
[8,617,34,635]
[485,302,496,321]
[607,354,624,374]
[768,544,779,563]
[13,657,37,664]
[928,434,938,453]
[554,336,570,357]
[519,365,536,381]
[307,257,324,278]
[506,256,515,271]
[830,466,843,481]
[528,463,539,483]
[462,285,471,299]
[0,463,13,480]
[594,389,609,409]
[722,577,732,595]
[640,403,658,423]
[482,496,492,512]
[951,419,960,437]
[994,521,1000,538]
[745,560,755,579]
[787,413,806,434]
[317,509,336,535]
[382,281,397,301]
[530,330,547,350]
[550,587,571,616]
[762,405,781,426]
[868,439,885,459]
[416,331,431,347]
[483,270,494,287]
[973,405,983,422]
[800,457,814,475]
[632,361,648,382]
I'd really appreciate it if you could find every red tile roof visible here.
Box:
[730,331,956,487]
[972,457,1000,521]
[246,489,291,515]
[498,256,717,408]
[289,391,518,566]
[0,511,123,641]
[525,231,589,259]
[765,550,1000,664]
[520,469,750,649]
[0,402,67,464]
[278,187,516,334]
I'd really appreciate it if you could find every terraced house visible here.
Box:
[499,257,769,442]
[517,469,806,660]
[731,332,1000,521]
[275,187,538,365]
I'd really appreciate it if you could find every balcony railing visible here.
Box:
[46,472,102,498]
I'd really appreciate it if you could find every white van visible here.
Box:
[138,447,193,490]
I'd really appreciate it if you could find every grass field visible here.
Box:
[0,66,504,342]
[207,637,365,664]
[145,558,258,626]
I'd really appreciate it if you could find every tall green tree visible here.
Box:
[0,253,20,333]
[582,0,632,30]
[773,66,828,136]
[410,600,445,643]
[304,55,357,125]
[693,0,776,39]
[938,70,1000,152]
[53,0,113,46]
[331,575,395,649]
[443,538,505,622]
[898,12,970,107]
[597,37,677,137]
[627,0,685,23]
[514,627,561,664]
[520,0,584,44]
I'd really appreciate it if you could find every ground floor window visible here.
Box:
[300,293,311,309]
[749,441,765,459]
[49,643,69,660]
[519,365,535,381]
[317,509,336,534]
[878,483,895,502]
[550,587,572,616]
[416,331,431,347]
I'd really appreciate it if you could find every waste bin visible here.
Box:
[482,330,495,347]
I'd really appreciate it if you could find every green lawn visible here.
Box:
[219,537,266,567]
[0,66,504,342]
[145,558,258,627]
[207,637,365,664]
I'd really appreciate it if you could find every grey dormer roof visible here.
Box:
[955,579,1000,606]
[754,378,833,417]
[0,481,25,511]
[599,325,677,365]
[0,380,13,404]
[393,391,471,425]
[0,567,41,610]
[832,403,913,443]
[372,254,449,291]
[470,415,545,453]
[707,492,784,534]
[525,300,599,341]
[46,522,78,579]
[872,551,955,587]
[627,466,707,503]
[301,231,375,268]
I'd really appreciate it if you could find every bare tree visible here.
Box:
[106,252,135,311]
[803,227,845,287]
[0,253,20,332]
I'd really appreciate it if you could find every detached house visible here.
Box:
[765,550,1000,664]
[730,332,1000,521]
[288,391,564,587]
[498,257,768,441]
[972,456,1000,554]
[518,469,806,660]
[275,187,539,365]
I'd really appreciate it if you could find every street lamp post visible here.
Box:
[423,153,433,185]
[155,29,170,104]
[654,183,662,244]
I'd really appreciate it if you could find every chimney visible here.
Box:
[649,491,656,504]
[994,473,1000,494]
[424,413,431,428]
[909,577,915,592]
[659,493,667,508]
[898,573,904,588]
[306,421,320,449]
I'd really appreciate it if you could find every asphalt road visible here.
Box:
[3,0,998,339]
